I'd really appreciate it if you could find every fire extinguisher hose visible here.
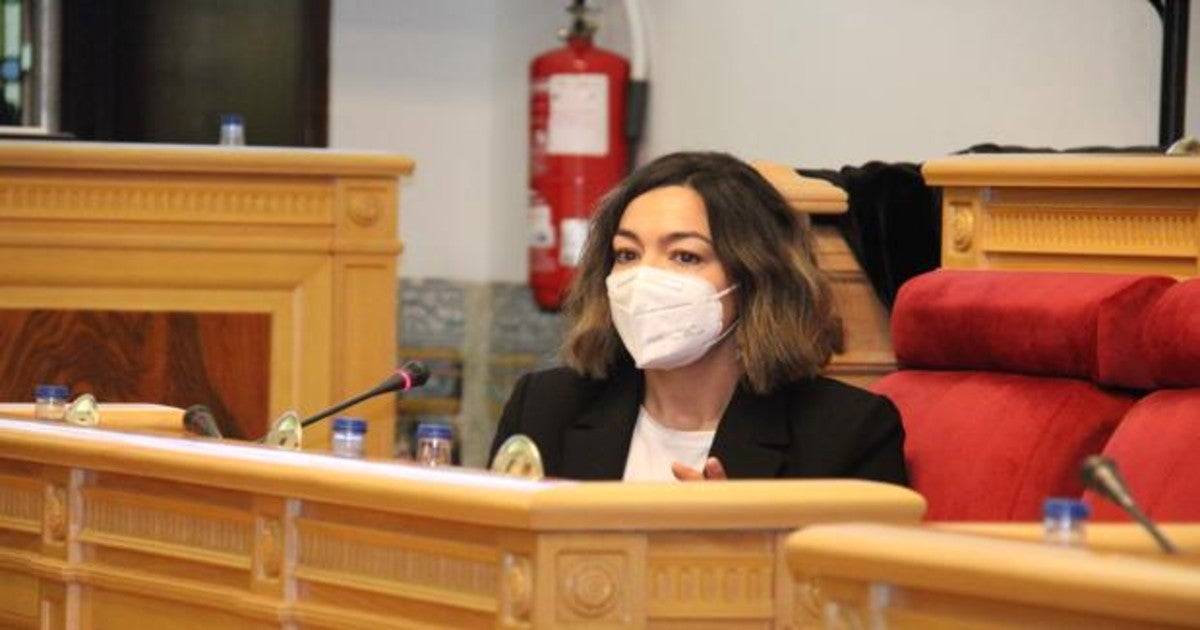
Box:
[622,0,649,173]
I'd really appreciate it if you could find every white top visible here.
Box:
[622,406,717,482]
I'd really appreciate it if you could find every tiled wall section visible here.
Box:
[397,278,564,467]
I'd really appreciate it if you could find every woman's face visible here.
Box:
[609,185,737,328]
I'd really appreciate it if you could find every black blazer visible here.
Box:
[490,365,908,485]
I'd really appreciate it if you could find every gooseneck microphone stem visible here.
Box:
[301,388,382,428]
[1125,502,1180,555]
[1081,455,1179,555]
[300,361,431,429]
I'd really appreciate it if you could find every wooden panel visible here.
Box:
[0,418,925,627]
[0,309,269,438]
[0,141,412,455]
[89,587,278,630]
[787,522,1200,629]
[923,154,1200,276]
[0,567,39,627]
[751,161,896,387]
[815,226,896,387]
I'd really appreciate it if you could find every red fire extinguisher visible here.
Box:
[529,2,629,311]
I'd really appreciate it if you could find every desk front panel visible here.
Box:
[0,419,925,628]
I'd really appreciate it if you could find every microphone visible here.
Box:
[1081,455,1179,554]
[183,404,223,438]
[299,361,431,428]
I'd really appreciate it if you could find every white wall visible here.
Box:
[331,0,1165,283]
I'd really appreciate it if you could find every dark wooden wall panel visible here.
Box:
[0,309,270,439]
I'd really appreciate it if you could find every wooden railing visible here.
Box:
[0,417,924,628]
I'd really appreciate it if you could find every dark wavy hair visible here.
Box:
[561,151,841,393]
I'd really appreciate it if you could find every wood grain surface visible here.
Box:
[0,309,269,438]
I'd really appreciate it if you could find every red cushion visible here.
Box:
[874,370,1134,521]
[1084,390,1200,522]
[1143,279,1200,388]
[891,270,1173,387]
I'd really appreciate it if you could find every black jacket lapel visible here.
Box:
[560,369,642,480]
[709,385,791,478]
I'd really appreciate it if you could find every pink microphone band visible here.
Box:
[396,369,413,391]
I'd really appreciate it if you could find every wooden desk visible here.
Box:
[0,403,183,436]
[0,142,413,455]
[0,418,924,628]
[923,154,1200,276]
[787,522,1200,628]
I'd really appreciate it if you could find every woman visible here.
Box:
[491,151,907,484]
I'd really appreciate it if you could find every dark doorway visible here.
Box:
[61,0,328,147]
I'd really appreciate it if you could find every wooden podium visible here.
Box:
[923,153,1200,276]
[0,418,924,628]
[0,142,414,454]
[787,522,1200,628]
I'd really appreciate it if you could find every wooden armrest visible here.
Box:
[751,159,848,214]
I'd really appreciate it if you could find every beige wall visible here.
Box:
[330,0,1163,283]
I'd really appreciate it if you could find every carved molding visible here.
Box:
[0,480,41,532]
[43,484,67,543]
[83,493,251,558]
[297,527,496,600]
[795,576,825,629]
[501,553,533,623]
[556,552,626,623]
[0,181,334,225]
[257,518,283,580]
[648,559,773,606]
[950,203,975,253]
[821,599,867,629]
[987,208,1197,255]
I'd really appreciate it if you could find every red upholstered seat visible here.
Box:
[1143,278,1200,388]
[1085,390,1200,522]
[889,269,1173,387]
[875,270,1173,521]
[1085,278,1200,522]
[875,370,1131,520]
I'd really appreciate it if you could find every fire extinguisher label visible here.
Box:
[547,74,609,156]
[528,198,555,248]
[559,218,589,267]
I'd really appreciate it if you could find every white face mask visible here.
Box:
[606,266,738,370]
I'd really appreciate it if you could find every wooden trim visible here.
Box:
[923,153,1200,188]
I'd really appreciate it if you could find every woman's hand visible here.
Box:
[671,457,727,481]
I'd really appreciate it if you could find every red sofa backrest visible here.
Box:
[1085,278,1200,522]
[873,270,1174,521]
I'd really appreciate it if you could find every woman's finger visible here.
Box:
[702,457,727,480]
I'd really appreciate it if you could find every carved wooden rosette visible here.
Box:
[346,187,385,227]
[950,201,977,254]
[535,534,643,627]
[559,553,625,621]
